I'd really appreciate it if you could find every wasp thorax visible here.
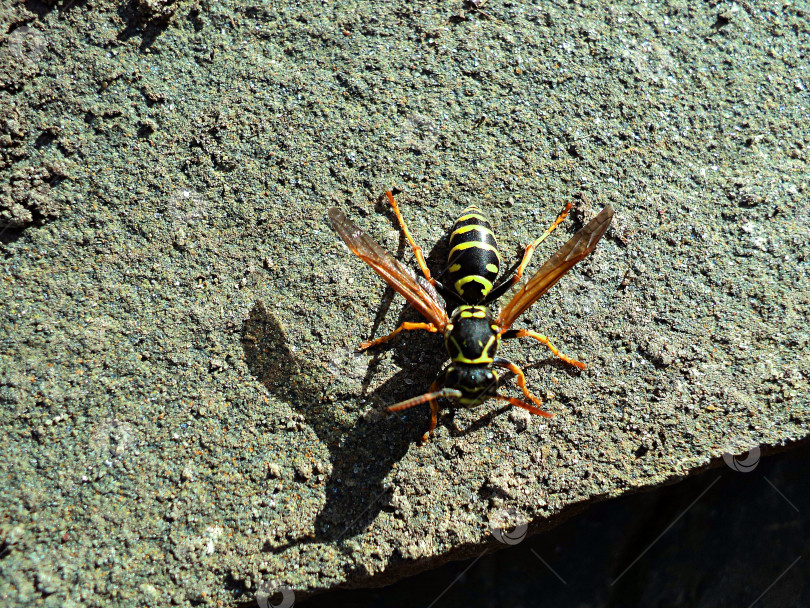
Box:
[444,305,500,365]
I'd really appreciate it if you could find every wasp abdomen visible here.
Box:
[447,206,501,303]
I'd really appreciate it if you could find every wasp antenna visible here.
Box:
[387,388,463,412]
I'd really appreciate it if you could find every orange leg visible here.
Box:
[360,321,438,350]
[486,202,572,302]
[492,394,553,418]
[514,202,573,282]
[385,191,436,286]
[425,398,439,444]
[507,329,585,369]
[493,358,544,406]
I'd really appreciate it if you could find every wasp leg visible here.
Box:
[360,321,438,350]
[485,202,573,303]
[527,201,573,254]
[502,328,586,369]
[492,357,544,406]
[386,381,462,444]
[384,191,440,286]
[491,394,553,418]
[426,398,439,444]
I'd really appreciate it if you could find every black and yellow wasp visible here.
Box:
[328,191,613,443]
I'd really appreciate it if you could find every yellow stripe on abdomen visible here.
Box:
[454,275,493,298]
[450,224,496,240]
[449,240,501,261]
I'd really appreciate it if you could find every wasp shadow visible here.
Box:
[240,200,540,548]
[242,300,446,547]
[116,0,175,50]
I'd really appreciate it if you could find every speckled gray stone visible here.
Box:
[0,0,808,606]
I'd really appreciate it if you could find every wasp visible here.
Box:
[328,191,613,443]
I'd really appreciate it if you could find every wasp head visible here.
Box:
[444,364,500,408]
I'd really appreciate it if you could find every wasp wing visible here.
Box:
[497,205,614,330]
[328,207,448,330]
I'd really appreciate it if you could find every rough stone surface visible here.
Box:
[0,0,807,605]
[301,442,810,607]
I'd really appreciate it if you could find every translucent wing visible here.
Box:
[497,205,614,330]
[328,207,449,331]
